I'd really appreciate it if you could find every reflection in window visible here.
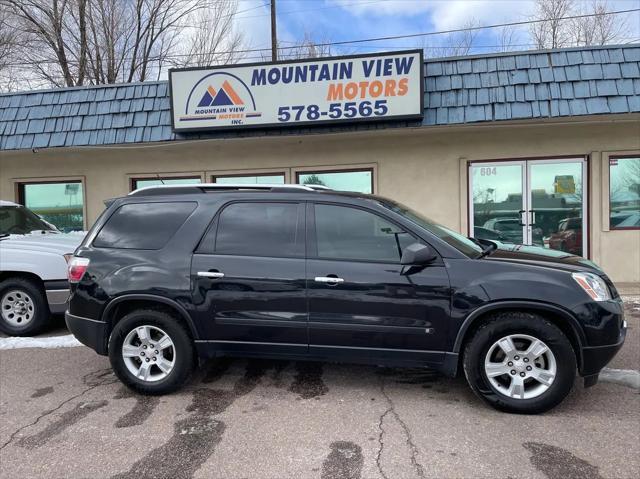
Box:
[132,177,201,190]
[20,182,84,232]
[610,157,640,229]
[297,170,372,193]
[314,204,412,262]
[213,174,285,185]
[215,203,302,257]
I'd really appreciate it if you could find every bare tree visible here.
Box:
[426,18,480,58]
[1,0,240,87]
[174,0,244,67]
[572,0,628,46]
[269,31,333,61]
[0,5,15,66]
[495,24,520,53]
[529,0,575,49]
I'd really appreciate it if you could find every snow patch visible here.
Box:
[600,368,640,390]
[0,334,82,350]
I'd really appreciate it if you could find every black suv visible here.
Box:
[66,184,626,414]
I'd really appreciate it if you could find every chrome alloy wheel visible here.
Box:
[484,334,557,400]
[122,325,175,382]
[1,289,35,327]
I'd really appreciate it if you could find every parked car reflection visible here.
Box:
[548,217,582,255]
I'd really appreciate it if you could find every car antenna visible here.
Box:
[156,174,165,185]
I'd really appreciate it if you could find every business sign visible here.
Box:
[169,50,423,132]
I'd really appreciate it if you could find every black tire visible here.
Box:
[463,312,576,414]
[0,277,50,336]
[108,309,195,395]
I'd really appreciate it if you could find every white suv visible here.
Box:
[0,200,83,335]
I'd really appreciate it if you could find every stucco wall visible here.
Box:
[1,117,639,282]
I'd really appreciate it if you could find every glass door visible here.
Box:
[528,159,587,256]
[470,162,527,245]
[470,158,588,256]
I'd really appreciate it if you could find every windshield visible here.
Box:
[0,206,58,235]
[379,199,483,257]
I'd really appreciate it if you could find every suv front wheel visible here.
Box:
[463,312,577,414]
[108,309,195,395]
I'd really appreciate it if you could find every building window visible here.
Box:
[18,181,84,232]
[212,173,285,184]
[131,176,201,191]
[296,169,373,193]
[610,157,640,229]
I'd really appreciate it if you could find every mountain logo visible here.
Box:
[197,81,245,107]
[180,72,261,126]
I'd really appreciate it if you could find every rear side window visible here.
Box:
[93,202,196,249]
[215,202,303,257]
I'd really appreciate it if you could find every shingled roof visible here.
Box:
[1,44,639,151]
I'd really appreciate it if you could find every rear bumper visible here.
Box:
[65,311,108,355]
[581,320,627,377]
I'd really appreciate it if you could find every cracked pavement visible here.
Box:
[0,299,638,479]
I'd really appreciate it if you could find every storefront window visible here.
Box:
[213,174,285,184]
[610,157,640,229]
[19,181,84,232]
[131,177,201,190]
[296,169,373,193]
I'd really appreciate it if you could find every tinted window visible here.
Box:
[94,202,196,249]
[0,206,57,235]
[215,202,302,257]
[378,199,482,258]
[297,170,372,193]
[214,174,285,184]
[132,177,201,190]
[610,157,639,230]
[314,204,413,262]
[20,181,84,232]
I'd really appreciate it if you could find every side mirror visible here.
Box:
[400,242,437,265]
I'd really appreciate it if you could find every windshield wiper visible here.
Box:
[0,233,9,240]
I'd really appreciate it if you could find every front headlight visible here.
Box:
[571,272,611,301]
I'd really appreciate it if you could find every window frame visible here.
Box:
[211,171,287,185]
[608,154,640,231]
[307,201,420,265]
[130,174,203,192]
[294,166,375,194]
[201,200,306,259]
[16,177,87,230]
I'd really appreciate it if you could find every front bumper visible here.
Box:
[65,311,108,355]
[581,319,627,378]
[44,280,70,314]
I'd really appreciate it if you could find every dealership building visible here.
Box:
[0,44,639,284]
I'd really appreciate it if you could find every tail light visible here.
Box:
[68,257,90,283]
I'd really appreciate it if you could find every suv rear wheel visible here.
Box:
[0,278,49,336]
[108,309,195,395]
[463,312,576,414]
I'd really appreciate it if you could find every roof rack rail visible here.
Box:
[128,183,332,196]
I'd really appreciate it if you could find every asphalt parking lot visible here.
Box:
[0,299,638,479]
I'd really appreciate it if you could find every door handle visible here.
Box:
[197,271,225,279]
[314,276,344,284]
[518,209,526,226]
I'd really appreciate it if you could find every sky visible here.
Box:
[232,0,640,61]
